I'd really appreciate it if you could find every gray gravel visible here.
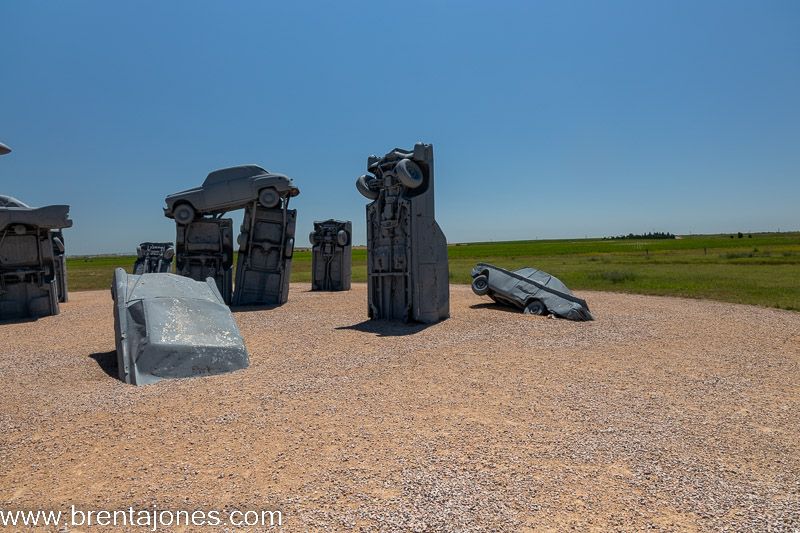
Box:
[0,284,798,531]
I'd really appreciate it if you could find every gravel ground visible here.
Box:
[1,284,799,532]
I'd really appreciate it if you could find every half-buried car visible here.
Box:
[471,263,593,321]
[111,268,249,385]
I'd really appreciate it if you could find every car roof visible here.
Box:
[203,165,269,186]
[0,195,30,208]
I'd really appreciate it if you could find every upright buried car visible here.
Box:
[309,219,352,291]
[111,268,249,385]
[164,165,300,224]
[133,242,175,274]
[471,263,593,321]
[356,143,449,323]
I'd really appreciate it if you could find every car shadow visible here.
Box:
[89,350,119,379]
[469,302,521,314]
[336,319,435,337]
[0,316,39,325]
[230,304,281,313]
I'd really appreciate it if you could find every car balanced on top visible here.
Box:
[164,165,300,224]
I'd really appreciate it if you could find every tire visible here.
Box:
[285,237,294,258]
[524,299,547,316]
[356,175,379,200]
[163,247,175,260]
[173,203,196,225]
[336,229,348,247]
[471,274,490,296]
[258,187,280,208]
[395,158,424,189]
[309,231,319,246]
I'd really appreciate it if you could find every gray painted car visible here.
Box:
[133,242,175,274]
[471,263,593,321]
[0,204,73,319]
[0,199,69,301]
[0,195,28,208]
[111,268,249,385]
[356,143,449,324]
[164,165,300,224]
[310,219,351,291]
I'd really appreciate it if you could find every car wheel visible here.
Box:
[285,237,294,258]
[471,274,490,296]
[336,229,348,247]
[524,299,547,316]
[259,187,280,208]
[173,203,196,225]
[356,175,379,200]
[163,247,175,260]
[395,159,424,189]
[309,231,319,246]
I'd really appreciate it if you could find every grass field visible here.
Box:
[67,232,800,311]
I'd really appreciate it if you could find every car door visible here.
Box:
[202,179,234,211]
[227,176,253,205]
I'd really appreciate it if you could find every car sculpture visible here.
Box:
[164,165,300,224]
[1,195,70,303]
[471,263,593,321]
[355,142,449,324]
[0,194,28,208]
[111,268,249,385]
[0,203,73,319]
[133,242,175,274]
[309,219,352,291]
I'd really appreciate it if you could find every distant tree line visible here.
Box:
[603,232,676,240]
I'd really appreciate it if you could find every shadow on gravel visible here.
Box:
[336,319,433,337]
[469,302,520,314]
[89,351,119,379]
[0,317,39,325]
[230,304,280,314]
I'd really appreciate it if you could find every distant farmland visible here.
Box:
[67,232,800,311]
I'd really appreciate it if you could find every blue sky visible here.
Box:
[1,0,798,255]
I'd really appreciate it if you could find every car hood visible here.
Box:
[165,186,203,201]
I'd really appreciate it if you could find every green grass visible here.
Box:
[67,232,800,311]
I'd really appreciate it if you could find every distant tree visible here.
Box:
[604,231,676,240]
[737,232,744,238]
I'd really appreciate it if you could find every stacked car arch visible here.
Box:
[163,164,300,306]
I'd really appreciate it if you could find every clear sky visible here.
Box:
[1,1,798,255]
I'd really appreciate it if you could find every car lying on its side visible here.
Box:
[471,263,593,321]
[164,165,300,225]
